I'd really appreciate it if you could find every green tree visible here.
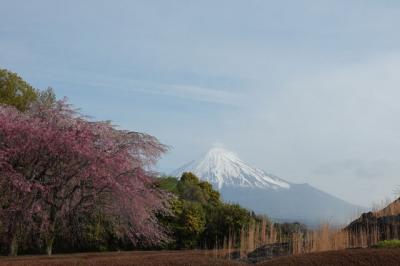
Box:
[158,173,254,249]
[179,202,206,247]
[201,203,251,248]
[157,176,179,194]
[0,69,56,111]
[0,69,38,111]
[176,172,220,205]
[177,173,206,203]
[199,181,220,205]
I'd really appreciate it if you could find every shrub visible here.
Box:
[374,240,400,249]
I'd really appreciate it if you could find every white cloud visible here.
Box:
[234,53,400,206]
[89,76,245,106]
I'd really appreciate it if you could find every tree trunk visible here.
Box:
[45,207,57,256]
[9,234,18,256]
[46,237,54,256]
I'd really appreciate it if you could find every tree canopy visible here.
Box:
[0,100,169,255]
[158,173,253,249]
[0,68,56,111]
[0,69,37,111]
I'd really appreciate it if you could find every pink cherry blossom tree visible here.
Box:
[0,100,169,255]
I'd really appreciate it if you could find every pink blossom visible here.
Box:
[0,101,170,253]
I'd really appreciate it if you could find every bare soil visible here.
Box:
[259,248,400,266]
[0,248,400,266]
[0,251,242,266]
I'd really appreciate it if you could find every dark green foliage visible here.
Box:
[157,173,253,249]
[201,203,251,248]
[157,176,179,194]
[177,172,221,205]
[0,68,56,111]
[157,173,308,250]
[374,239,400,248]
[53,211,121,253]
[0,69,38,111]
[176,201,206,248]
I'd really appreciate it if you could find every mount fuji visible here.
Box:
[172,147,362,226]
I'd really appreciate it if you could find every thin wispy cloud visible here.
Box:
[147,84,243,106]
[86,78,244,106]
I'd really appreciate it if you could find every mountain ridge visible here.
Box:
[172,147,362,225]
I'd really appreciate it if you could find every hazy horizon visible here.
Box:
[2,1,400,207]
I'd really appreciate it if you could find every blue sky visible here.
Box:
[2,0,400,206]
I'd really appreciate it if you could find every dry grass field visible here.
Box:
[1,249,400,266]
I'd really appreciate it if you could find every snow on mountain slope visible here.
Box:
[172,147,290,190]
[172,147,362,225]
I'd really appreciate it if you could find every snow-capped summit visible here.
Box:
[172,147,290,190]
[171,146,362,225]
